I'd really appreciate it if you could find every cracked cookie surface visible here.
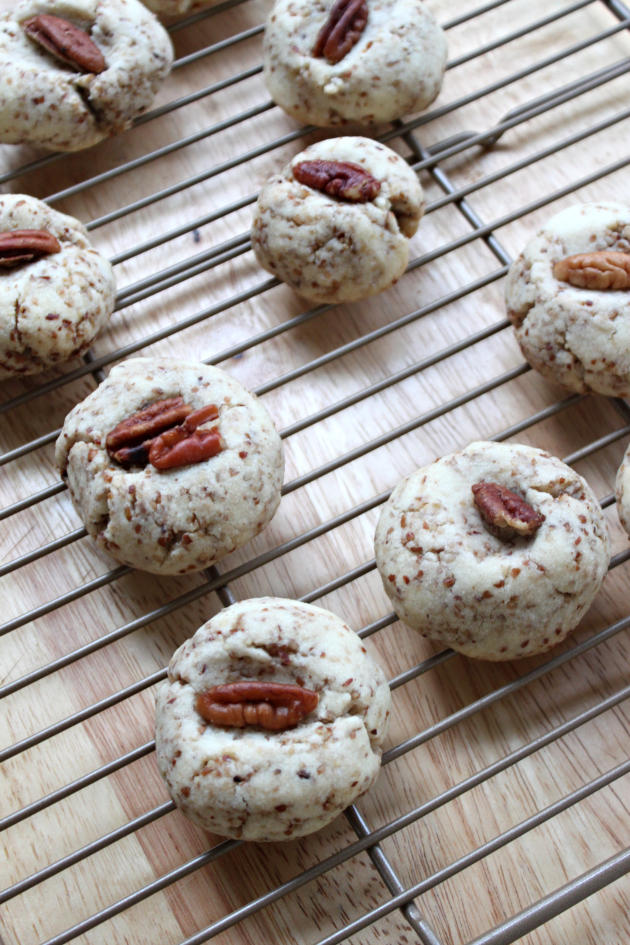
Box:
[155,597,391,840]
[55,358,284,575]
[0,0,173,152]
[263,0,447,127]
[505,202,630,396]
[0,193,115,379]
[251,136,424,304]
[375,441,610,660]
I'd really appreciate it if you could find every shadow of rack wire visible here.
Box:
[2,0,630,941]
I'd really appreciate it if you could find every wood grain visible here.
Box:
[2,0,630,942]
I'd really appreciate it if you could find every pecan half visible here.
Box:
[196,682,319,731]
[0,230,61,268]
[106,399,221,470]
[313,0,368,64]
[472,482,544,541]
[23,15,106,74]
[107,398,192,454]
[553,251,630,290]
[293,160,381,202]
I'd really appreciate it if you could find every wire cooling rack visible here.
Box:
[3,0,630,941]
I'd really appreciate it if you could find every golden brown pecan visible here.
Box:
[23,15,106,74]
[472,481,544,541]
[293,160,381,202]
[196,681,319,731]
[313,0,368,64]
[0,230,61,268]
[553,251,630,290]
[106,400,221,470]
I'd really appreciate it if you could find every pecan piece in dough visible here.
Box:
[196,681,319,731]
[23,15,106,74]
[0,230,61,268]
[553,251,630,290]
[106,400,221,470]
[293,160,381,202]
[313,0,368,64]
[472,482,544,541]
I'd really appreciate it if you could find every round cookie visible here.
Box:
[375,441,610,660]
[155,597,391,840]
[55,358,284,575]
[505,202,630,397]
[252,136,424,304]
[263,0,447,127]
[0,0,173,152]
[0,194,115,379]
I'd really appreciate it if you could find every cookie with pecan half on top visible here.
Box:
[252,136,424,304]
[0,0,172,151]
[155,598,391,840]
[506,202,630,397]
[55,358,284,575]
[263,0,447,127]
[375,441,610,661]
[0,194,115,379]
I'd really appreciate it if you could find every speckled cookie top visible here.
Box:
[0,193,91,248]
[263,0,447,126]
[375,441,610,660]
[0,0,173,151]
[155,598,391,840]
[56,358,284,574]
[0,193,115,378]
[505,202,630,397]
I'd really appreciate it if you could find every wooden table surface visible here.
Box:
[2,0,630,942]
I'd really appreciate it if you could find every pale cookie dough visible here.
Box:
[0,0,173,152]
[263,0,447,127]
[375,441,610,661]
[155,597,391,840]
[55,358,284,575]
[506,202,630,397]
[615,443,630,536]
[252,136,424,304]
[0,194,115,379]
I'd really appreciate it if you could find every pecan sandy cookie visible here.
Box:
[506,202,630,397]
[375,441,610,661]
[252,136,424,304]
[55,358,284,575]
[155,597,391,840]
[0,194,115,379]
[0,0,173,152]
[263,0,447,127]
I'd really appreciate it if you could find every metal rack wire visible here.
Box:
[2,0,630,941]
